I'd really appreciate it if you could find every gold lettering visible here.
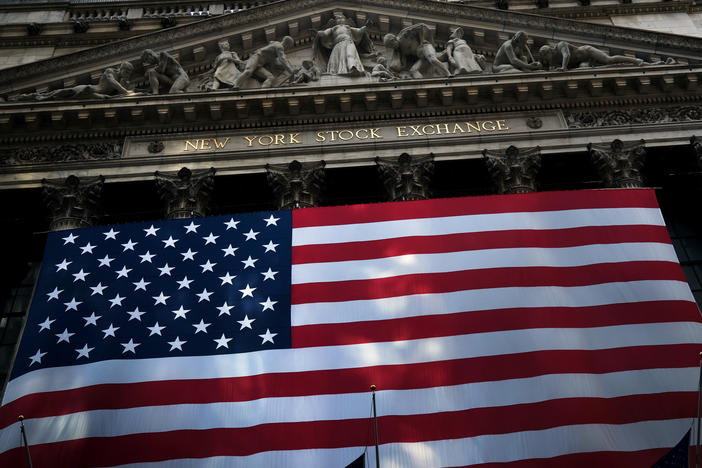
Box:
[243,136,256,147]
[481,121,496,131]
[369,128,382,139]
[436,123,450,135]
[338,130,354,141]
[409,125,422,136]
[184,140,198,151]
[452,123,465,133]
[289,133,301,144]
[316,131,325,142]
[356,128,369,139]
[496,120,509,131]
[274,134,285,145]
[422,125,435,135]
[213,137,230,149]
[396,126,408,137]
[466,122,481,133]
[328,130,339,142]
[200,139,212,150]
[258,135,274,146]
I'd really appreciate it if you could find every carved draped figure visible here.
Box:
[446,37,483,75]
[212,51,243,87]
[313,22,374,76]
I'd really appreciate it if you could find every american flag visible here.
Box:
[0,188,701,467]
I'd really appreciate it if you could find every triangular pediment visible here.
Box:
[1,0,701,97]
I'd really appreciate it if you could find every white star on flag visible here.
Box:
[144,225,160,237]
[147,322,166,336]
[46,287,62,301]
[239,284,256,298]
[237,315,255,330]
[263,214,280,226]
[243,229,259,241]
[121,239,137,251]
[168,337,186,351]
[75,344,94,359]
[80,242,96,254]
[56,259,71,271]
[62,233,78,244]
[224,218,239,230]
[184,221,200,233]
[102,324,119,338]
[153,292,170,305]
[28,349,47,366]
[162,236,179,248]
[260,297,277,311]
[259,329,277,344]
[203,233,219,245]
[121,339,140,354]
[213,334,232,349]
[103,228,119,240]
[82,312,101,326]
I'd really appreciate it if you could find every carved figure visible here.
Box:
[538,42,644,71]
[209,40,245,89]
[376,154,434,201]
[233,36,295,89]
[141,49,190,94]
[371,56,397,81]
[267,160,326,209]
[384,23,450,79]
[42,175,105,230]
[492,31,541,73]
[292,60,321,84]
[443,28,484,75]
[9,62,135,101]
[312,12,375,76]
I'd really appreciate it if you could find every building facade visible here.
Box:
[1,0,702,393]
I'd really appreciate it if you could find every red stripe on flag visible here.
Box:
[449,448,670,468]
[292,300,700,347]
[1,344,697,430]
[291,261,686,304]
[0,392,692,467]
[292,225,672,264]
[293,190,658,228]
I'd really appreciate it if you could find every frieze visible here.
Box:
[2,0,702,91]
[0,142,122,166]
[565,106,702,128]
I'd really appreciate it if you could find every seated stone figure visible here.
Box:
[384,23,450,79]
[141,49,190,94]
[292,60,321,84]
[233,36,295,89]
[10,62,135,101]
[492,31,541,73]
[538,41,645,70]
[371,56,396,81]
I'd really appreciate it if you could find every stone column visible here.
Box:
[42,175,105,231]
[154,167,216,219]
[588,139,646,188]
[483,145,541,194]
[376,153,434,201]
[266,160,326,209]
[691,136,702,166]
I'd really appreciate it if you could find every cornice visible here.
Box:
[2,0,702,91]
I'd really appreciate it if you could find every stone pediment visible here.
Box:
[1,0,701,94]
[1,0,701,152]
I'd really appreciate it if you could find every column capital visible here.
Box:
[154,167,216,219]
[42,175,105,231]
[266,160,326,210]
[376,153,434,202]
[588,139,646,188]
[483,145,541,194]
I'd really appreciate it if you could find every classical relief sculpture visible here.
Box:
[443,27,485,75]
[538,42,645,70]
[483,146,541,194]
[141,49,190,94]
[492,31,541,73]
[292,60,321,84]
[42,175,105,231]
[384,23,450,79]
[376,154,434,201]
[588,139,647,188]
[371,56,397,81]
[266,160,326,209]
[234,36,295,88]
[9,62,135,101]
[209,39,245,89]
[154,167,216,219]
[312,12,375,76]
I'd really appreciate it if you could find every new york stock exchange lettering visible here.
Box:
[182,119,510,152]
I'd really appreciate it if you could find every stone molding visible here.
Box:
[0,142,122,165]
[376,153,434,201]
[154,166,216,219]
[266,160,326,210]
[588,139,647,188]
[2,0,702,90]
[566,106,702,129]
[483,145,541,194]
[42,174,104,231]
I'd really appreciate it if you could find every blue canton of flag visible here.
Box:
[12,211,291,378]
